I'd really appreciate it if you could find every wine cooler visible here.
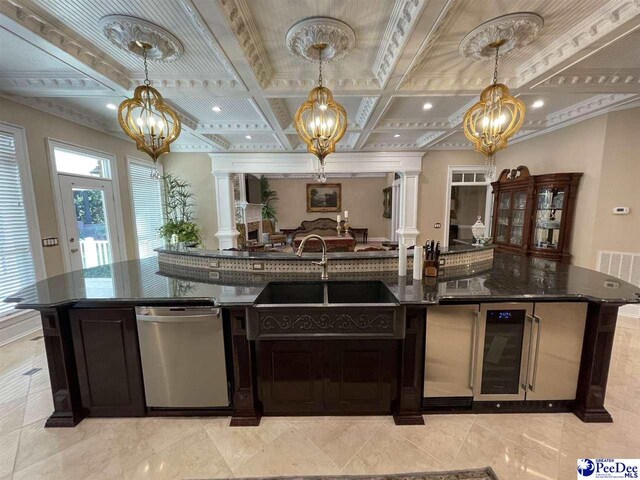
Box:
[473,302,587,402]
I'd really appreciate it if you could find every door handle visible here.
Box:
[522,314,535,391]
[529,315,542,392]
[70,248,79,253]
[469,310,479,391]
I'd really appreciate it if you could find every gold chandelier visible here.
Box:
[294,45,347,180]
[118,41,181,178]
[463,40,525,181]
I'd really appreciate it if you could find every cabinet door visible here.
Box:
[259,340,324,413]
[495,192,511,243]
[70,309,145,416]
[509,190,528,246]
[526,303,587,401]
[325,340,398,413]
[424,305,478,398]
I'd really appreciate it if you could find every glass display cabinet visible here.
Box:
[490,166,582,263]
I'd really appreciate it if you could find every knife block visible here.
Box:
[424,259,439,277]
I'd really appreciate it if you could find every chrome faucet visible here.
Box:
[295,234,329,280]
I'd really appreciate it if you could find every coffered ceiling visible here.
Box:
[1,0,640,154]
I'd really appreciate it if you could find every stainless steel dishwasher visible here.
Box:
[135,306,229,408]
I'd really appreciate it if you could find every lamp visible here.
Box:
[118,41,181,178]
[463,40,525,181]
[294,45,347,182]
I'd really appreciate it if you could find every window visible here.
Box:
[128,159,165,258]
[0,126,43,317]
[53,147,111,178]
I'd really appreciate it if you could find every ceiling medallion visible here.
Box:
[99,15,184,62]
[286,17,356,63]
[459,12,543,61]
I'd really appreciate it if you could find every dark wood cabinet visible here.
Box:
[491,166,582,262]
[70,308,145,417]
[258,339,398,415]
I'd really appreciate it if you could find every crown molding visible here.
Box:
[134,77,245,92]
[517,0,640,87]
[429,140,473,150]
[0,72,108,93]
[373,0,427,87]
[545,93,636,126]
[203,134,231,150]
[178,0,244,85]
[376,120,449,130]
[262,172,388,179]
[218,0,272,89]
[197,123,272,133]
[416,130,447,148]
[355,97,379,128]
[2,94,115,135]
[228,143,285,151]
[267,76,382,92]
[1,0,130,90]
[448,97,480,126]
[267,98,292,129]
[172,143,216,152]
[539,70,640,90]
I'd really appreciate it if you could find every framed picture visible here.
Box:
[383,186,392,218]
[307,183,341,212]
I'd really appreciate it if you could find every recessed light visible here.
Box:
[106,103,117,110]
[532,100,544,109]
[245,135,252,140]
[423,102,433,110]
[394,134,401,138]
[212,106,222,112]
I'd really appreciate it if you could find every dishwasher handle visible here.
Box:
[136,306,220,322]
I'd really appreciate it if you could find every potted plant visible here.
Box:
[260,175,278,223]
[158,174,203,247]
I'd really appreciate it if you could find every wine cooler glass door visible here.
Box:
[474,303,534,401]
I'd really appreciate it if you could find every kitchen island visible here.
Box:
[5,250,639,428]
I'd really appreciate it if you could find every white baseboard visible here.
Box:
[0,311,42,347]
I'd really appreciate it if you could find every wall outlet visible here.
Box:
[434,223,441,229]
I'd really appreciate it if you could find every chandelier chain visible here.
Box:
[142,46,150,86]
[318,47,323,87]
[492,45,500,85]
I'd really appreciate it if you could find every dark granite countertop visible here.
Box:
[155,242,496,260]
[5,253,640,310]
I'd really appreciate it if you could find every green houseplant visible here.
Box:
[158,174,203,247]
[260,175,278,222]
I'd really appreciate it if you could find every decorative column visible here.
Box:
[396,171,420,246]
[213,172,239,249]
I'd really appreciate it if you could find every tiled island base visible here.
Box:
[1,315,638,480]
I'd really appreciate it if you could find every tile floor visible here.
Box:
[0,316,638,480]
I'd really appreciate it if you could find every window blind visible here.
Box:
[0,131,36,317]
[129,161,165,258]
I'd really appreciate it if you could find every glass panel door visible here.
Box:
[509,190,527,246]
[495,192,511,243]
[475,303,533,401]
[59,175,121,272]
[533,187,565,250]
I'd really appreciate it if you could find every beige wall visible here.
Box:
[0,97,145,278]
[268,177,389,238]
[593,108,640,258]
[495,115,608,268]
[417,150,485,245]
[162,152,219,250]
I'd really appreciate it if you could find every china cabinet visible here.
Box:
[490,166,582,262]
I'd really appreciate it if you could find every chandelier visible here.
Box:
[463,40,525,181]
[118,41,181,178]
[294,45,347,182]
[460,13,543,181]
